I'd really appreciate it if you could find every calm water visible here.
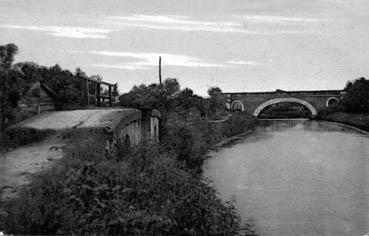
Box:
[204,120,369,236]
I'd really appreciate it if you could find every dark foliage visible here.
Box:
[15,62,100,110]
[0,44,23,138]
[119,79,225,120]
[0,130,253,235]
[0,44,115,150]
[339,77,369,113]
[161,112,255,171]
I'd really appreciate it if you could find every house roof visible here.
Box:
[27,81,58,98]
[39,82,58,97]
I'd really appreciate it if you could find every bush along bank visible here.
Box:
[317,110,369,132]
[0,112,257,235]
[161,112,256,171]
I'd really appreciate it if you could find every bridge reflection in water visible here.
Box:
[257,102,312,119]
[204,120,369,236]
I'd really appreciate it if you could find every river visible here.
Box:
[203,120,369,236]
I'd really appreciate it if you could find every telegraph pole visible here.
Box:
[159,56,162,85]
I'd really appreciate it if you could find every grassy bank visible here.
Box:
[317,111,369,132]
[0,112,257,235]
[161,112,256,171]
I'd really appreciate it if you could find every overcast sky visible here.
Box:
[1,0,368,95]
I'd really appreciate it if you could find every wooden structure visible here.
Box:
[81,76,117,107]
[18,82,58,114]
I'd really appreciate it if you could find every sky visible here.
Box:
[1,0,368,96]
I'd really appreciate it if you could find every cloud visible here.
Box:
[236,15,329,25]
[78,50,228,70]
[105,14,316,35]
[89,63,151,71]
[227,60,262,66]
[74,50,264,71]
[0,24,112,38]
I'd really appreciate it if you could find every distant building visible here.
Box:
[18,81,58,114]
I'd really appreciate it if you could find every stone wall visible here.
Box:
[224,90,343,117]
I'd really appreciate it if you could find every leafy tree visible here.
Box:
[0,43,18,67]
[207,87,226,118]
[339,77,369,113]
[207,86,222,98]
[164,78,180,95]
[119,80,226,120]
[0,43,23,136]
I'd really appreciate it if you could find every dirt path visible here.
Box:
[0,135,64,201]
[1,108,139,201]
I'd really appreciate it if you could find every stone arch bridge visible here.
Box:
[224,89,344,118]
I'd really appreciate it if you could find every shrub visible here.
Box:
[161,112,255,171]
[339,77,369,113]
[1,134,249,235]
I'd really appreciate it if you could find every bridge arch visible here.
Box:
[253,97,317,118]
[231,100,245,111]
[326,97,339,107]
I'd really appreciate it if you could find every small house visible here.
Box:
[18,81,58,114]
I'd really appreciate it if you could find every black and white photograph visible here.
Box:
[0,0,369,235]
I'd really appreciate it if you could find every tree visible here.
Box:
[207,87,226,117]
[164,78,180,95]
[0,43,23,136]
[0,43,18,68]
[207,86,222,98]
[339,77,369,113]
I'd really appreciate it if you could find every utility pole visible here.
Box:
[159,56,162,85]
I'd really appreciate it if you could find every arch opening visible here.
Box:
[253,98,317,118]
[326,97,339,107]
[231,100,244,112]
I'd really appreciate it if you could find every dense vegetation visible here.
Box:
[1,127,256,235]
[0,43,115,149]
[1,114,256,235]
[338,77,369,113]
[317,77,369,131]
[119,78,227,121]
[0,44,257,234]
[0,44,23,143]
[318,77,369,115]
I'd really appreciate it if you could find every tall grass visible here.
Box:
[161,112,256,171]
[0,115,257,235]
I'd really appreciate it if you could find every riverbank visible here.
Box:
[317,112,369,132]
[0,112,257,235]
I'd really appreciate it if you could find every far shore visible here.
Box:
[317,112,369,133]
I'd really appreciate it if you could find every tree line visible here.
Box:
[119,78,226,120]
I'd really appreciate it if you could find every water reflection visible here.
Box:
[204,120,369,236]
